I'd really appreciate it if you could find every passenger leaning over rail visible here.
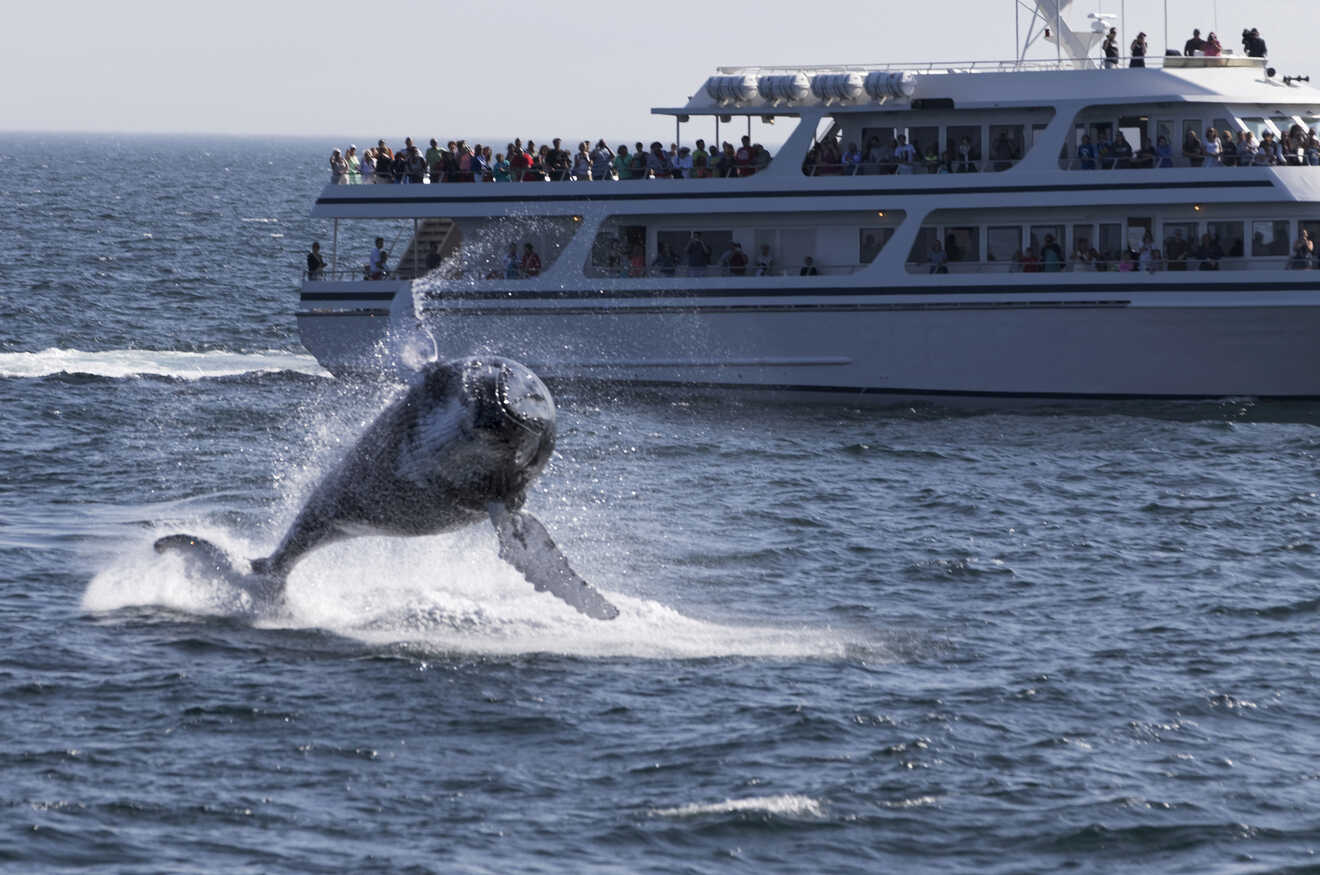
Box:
[329,149,348,184]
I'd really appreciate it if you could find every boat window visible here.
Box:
[1155,119,1175,145]
[1098,223,1124,265]
[1304,117,1320,133]
[753,228,817,275]
[944,227,979,263]
[1127,217,1153,252]
[1271,116,1295,136]
[1241,117,1269,138]
[988,125,1024,171]
[653,229,732,275]
[987,226,1021,264]
[1118,116,1148,150]
[859,228,894,263]
[946,125,982,172]
[909,226,940,264]
[1162,222,1198,269]
[1251,220,1291,257]
[1212,116,1235,135]
[907,126,939,163]
[1070,224,1094,258]
[1207,221,1245,257]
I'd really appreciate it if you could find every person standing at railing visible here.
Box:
[735,136,753,177]
[1129,33,1147,68]
[1155,135,1173,168]
[691,140,710,178]
[1305,131,1320,166]
[306,242,325,280]
[345,146,360,183]
[329,149,348,184]
[1041,234,1064,272]
[1182,129,1205,167]
[630,142,648,179]
[685,232,711,277]
[1203,33,1222,56]
[572,142,591,180]
[590,140,614,180]
[1077,134,1097,170]
[1237,130,1259,166]
[674,147,693,179]
[894,134,917,174]
[1204,128,1222,166]
[521,243,542,277]
[1184,28,1205,56]
[504,244,521,278]
[842,142,863,176]
[547,139,571,181]
[360,148,376,183]
[1102,28,1119,68]
[755,244,775,276]
[368,237,388,280]
[1290,231,1313,269]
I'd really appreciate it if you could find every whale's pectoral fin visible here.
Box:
[488,503,619,620]
[153,534,284,604]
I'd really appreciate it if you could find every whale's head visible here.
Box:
[457,356,557,482]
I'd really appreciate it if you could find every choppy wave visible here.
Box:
[0,347,329,380]
[652,794,826,819]
[83,528,860,661]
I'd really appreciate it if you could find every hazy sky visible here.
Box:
[4,0,1316,146]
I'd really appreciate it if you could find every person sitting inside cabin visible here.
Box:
[842,142,863,176]
[800,256,819,276]
[1165,229,1189,270]
[1184,28,1205,56]
[367,237,388,280]
[306,241,325,280]
[1154,135,1174,167]
[521,243,542,277]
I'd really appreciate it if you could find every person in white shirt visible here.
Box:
[755,244,775,276]
[1204,127,1222,165]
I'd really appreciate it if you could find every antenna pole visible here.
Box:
[1056,2,1062,65]
[1164,0,1168,55]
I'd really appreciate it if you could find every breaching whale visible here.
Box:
[154,356,619,620]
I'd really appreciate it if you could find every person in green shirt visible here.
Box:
[692,139,710,178]
[424,138,445,182]
[613,145,632,180]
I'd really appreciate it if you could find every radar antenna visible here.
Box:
[1016,0,1111,69]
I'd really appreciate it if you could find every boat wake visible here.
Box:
[0,348,329,380]
[83,526,857,661]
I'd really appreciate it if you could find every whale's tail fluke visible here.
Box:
[488,502,620,620]
[153,534,285,605]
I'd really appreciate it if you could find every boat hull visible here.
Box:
[297,280,1320,401]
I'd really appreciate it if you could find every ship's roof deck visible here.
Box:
[654,56,1320,117]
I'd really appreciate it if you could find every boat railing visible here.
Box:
[1058,155,1315,170]
[804,158,1020,176]
[718,55,1265,76]
[905,255,1313,274]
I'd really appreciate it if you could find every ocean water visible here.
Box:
[3,133,1320,873]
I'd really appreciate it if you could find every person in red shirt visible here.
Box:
[522,243,542,277]
[735,135,753,176]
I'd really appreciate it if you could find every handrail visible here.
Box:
[715,55,1265,76]
[803,157,1019,176]
[905,255,1312,274]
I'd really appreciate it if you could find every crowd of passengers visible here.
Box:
[803,131,1022,175]
[328,136,772,184]
[918,227,1318,274]
[803,123,1320,176]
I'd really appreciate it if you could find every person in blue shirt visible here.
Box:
[1077,134,1097,170]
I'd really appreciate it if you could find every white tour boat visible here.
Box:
[298,1,1320,401]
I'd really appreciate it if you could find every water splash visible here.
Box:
[84,526,857,661]
[0,348,329,380]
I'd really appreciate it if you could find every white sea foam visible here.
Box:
[0,348,329,380]
[652,794,826,819]
[84,526,858,661]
